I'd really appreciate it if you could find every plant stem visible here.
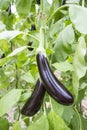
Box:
[17,105,21,121]
[40,27,45,48]
[37,0,46,55]
[74,106,82,130]
[82,0,85,7]
[47,4,69,23]
[26,33,39,42]
[36,27,46,55]
[15,62,18,89]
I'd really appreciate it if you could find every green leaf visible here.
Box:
[48,110,71,130]
[69,5,87,34]
[0,69,10,89]
[77,85,87,104]
[53,24,75,62]
[0,117,9,130]
[70,108,82,130]
[52,61,73,72]
[27,115,49,130]
[16,0,33,17]
[20,90,31,102]
[0,89,22,117]
[47,5,68,23]
[0,0,11,10]
[21,72,35,84]
[0,30,22,41]
[51,98,64,116]
[0,21,6,31]
[67,0,80,4]
[7,46,27,57]
[72,36,87,99]
[81,116,87,130]
[48,18,65,38]
[12,121,22,130]
[62,106,74,125]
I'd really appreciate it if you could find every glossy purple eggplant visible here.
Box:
[36,52,74,105]
[21,79,46,116]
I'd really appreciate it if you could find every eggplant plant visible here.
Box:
[0,0,87,130]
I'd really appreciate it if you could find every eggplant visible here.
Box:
[21,79,46,116]
[36,0,40,5]
[31,24,36,31]
[0,53,5,59]
[36,52,74,105]
[28,41,33,51]
[61,0,66,5]
[6,4,11,16]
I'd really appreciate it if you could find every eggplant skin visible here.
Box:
[0,53,5,59]
[31,24,36,31]
[36,0,40,4]
[21,79,46,117]
[36,53,74,105]
[61,0,66,5]
[28,41,33,51]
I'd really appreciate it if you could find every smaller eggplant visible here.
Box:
[61,0,66,5]
[31,24,36,31]
[0,53,5,59]
[36,0,40,5]
[21,79,46,116]
[27,41,34,51]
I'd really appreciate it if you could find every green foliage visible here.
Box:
[72,36,87,100]
[48,109,71,130]
[16,0,33,17]
[53,25,75,62]
[69,5,87,34]
[0,0,11,10]
[0,89,22,116]
[0,30,22,41]
[0,117,9,130]
[0,0,87,129]
[27,115,49,130]
[12,121,22,130]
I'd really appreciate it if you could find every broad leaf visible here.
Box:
[27,115,49,130]
[0,89,22,117]
[12,121,22,130]
[52,61,73,72]
[53,24,75,62]
[0,30,22,41]
[70,110,80,130]
[48,17,65,38]
[16,0,33,17]
[48,110,71,130]
[0,117,9,130]
[69,5,87,34]
[7,46,27,57]
[51,99,64,116]
[21,71,35,84]
[0,21,6,31]
[20,90,31,102]
[67,0,80,4]
[72,36,87,100]
[0,69,10,89]
[0,0,11,10]
[81,116,87,130]
[62,106,74,125]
